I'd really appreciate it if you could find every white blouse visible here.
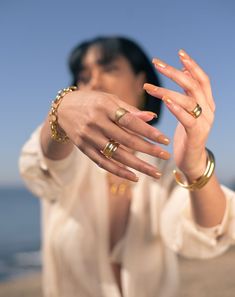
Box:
[19,126,235,297]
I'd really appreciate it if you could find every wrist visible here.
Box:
[173,148,215,191]
[180,149,208,182]
[49,86,77,143]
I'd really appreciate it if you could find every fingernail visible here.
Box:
[158,135,170,145]
[178,49,189,60]
[152,58,167,69]
[159,151,171,160]
[134,111,157,121]
[162,95,173,105]
[145,111,158,118]
[143,83,158,92]
[155,171,162,178]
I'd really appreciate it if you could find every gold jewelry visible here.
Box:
[107,173,131,196]
[188,103,202,118]
[173,148,215,191]
[49,86,77,143]
[115,107,129,124]
[101,139,120,159]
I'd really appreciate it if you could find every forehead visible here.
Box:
[81,45,124,68]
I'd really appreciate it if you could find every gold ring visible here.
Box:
[101,139,120,159]
[188,103,202,118]
[115,107,129,124]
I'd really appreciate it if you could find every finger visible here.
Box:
[132,111,158,122]
[84,129,166,178]
[178,49,215,111]
[151,58,214,117]
[144,83,197,113]
[144,83,214,124]
[114,147,162,179]
[162,97,200,130]
[104,121,170,159]
[79,143,139,182]
[152,58,206,106]
[109,110,170,146]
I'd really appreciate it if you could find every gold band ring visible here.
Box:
[115,107,129,124]
[188,103,202,118]
[101,139,120,159]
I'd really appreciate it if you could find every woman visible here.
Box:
[19,36,235,297]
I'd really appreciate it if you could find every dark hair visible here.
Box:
[68,36,162,124]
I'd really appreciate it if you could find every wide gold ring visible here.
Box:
[101,139,120,159]
[115,107,129,124]
[188,103,202,118]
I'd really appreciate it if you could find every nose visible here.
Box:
[89,69,104,91]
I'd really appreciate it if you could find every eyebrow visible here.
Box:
[80,56,120,71]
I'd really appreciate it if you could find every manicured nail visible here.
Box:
[134,111,157,121]
[159,151,171,160]
[152,58,167,68]
[154,172,162,179]
[162,95,180,112]
[178,49,186,57]
[143,83,158,92]
[178,49,190,60]
[158,135,170,145]
[162,95,173,105]
[145,111,158,118]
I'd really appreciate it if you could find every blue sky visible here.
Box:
[1,0,235,187]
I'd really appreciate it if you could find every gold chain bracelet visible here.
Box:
[173,148,215,191]
[49,86,78,143]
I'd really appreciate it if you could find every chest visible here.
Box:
[107,175,133,251]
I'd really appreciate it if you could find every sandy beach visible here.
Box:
[1,246,235,297]
[0,273,42,297]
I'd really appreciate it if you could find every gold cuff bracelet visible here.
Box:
[173,148,215,191]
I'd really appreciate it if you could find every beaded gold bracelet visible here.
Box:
[49,86,77,143]
[173,148,215,191]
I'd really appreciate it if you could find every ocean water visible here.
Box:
[0,187,41,281]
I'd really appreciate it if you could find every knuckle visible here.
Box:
[188,99,197,109]
[115,167,123,178]
[121,112,134,126]
[123,135,138,149]
[152,146,160,156]
[135,161,143,172]
[79,125,90,140]
[202,73,210,84]
[126,136,136,148]
[146,127,157,140]
[190,81,199,92]
[96,100,107,113]
[73,130,82,146]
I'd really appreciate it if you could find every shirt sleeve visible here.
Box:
[160,181,235,259]
[19,125,81,203]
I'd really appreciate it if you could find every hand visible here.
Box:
[144,49,215,180]
[57,89,171,181]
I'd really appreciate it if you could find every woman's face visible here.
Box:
[77,46,146,108]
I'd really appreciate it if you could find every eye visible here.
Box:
[103,64,119,73]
